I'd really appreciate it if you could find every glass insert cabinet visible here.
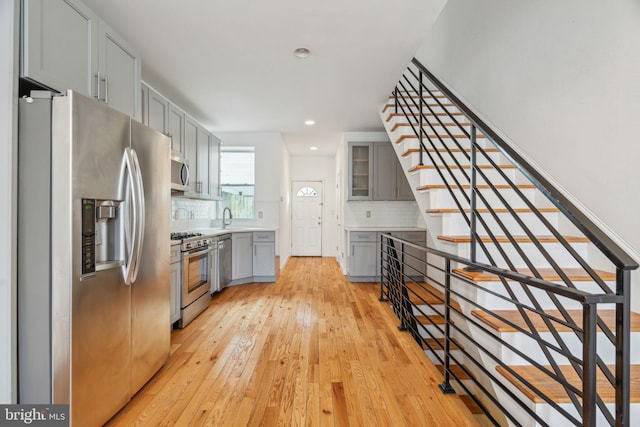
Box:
[348,143,373,200]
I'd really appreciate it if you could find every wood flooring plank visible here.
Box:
[106,257,480,427]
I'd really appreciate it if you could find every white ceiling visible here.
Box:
[82,0,447,156]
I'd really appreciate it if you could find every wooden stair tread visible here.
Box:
[459,395,483,414]
[435,364,474,380]
[392,122,472,132]
[496,364,640,404]
[438,235,590,244]
[415,314,447,325]
[470,309,640,333]
[417,183,535,190]
[453,267,616,282]
[397,134,486,144]
[388,94,448,100]
[406,282,461,311]
[409,164,514,173]
[386,112,464,122]
[382,103,456,113]
[402,147,499,156]
[422,337,465,351]
[427,207,559,214]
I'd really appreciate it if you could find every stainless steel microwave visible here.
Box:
[171,155,189,192]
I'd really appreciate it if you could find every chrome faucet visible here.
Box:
[222,207,232,228]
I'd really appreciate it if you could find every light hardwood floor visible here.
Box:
[107,257,480,426]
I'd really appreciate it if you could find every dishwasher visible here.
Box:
[216,234,232,292]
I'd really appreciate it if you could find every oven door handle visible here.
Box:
[183,246,212,259]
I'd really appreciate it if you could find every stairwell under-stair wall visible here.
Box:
[412,0,640,312]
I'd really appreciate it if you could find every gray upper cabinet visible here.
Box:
[168,104,185,157]
[373,142,396,201]
[184,115,198,196]
[348,143,373,200]
[21,0,141,119]
[142,83,169,135]
[97,20,141,119]
[348,141,415,201]
[210,134,221,200]
[196,127,212,199]
[21,0,98,96]
[373,141,413,201]
[142,81,219,200]
[182,115,219,200]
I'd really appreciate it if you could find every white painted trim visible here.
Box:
[0,0,19,404]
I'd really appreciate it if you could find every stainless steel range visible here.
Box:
[171,232,212,327]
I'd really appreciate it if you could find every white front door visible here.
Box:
[291,181,323,256]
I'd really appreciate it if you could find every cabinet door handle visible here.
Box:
[103,76,109,103]
[94,72,101,100]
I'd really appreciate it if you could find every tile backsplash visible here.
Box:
[344,201,425,228]
[171,197,216,231]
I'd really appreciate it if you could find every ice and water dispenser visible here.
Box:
[81,198,122,275]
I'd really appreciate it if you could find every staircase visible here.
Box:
[378,58,639,426]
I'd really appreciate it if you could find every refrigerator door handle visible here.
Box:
[122,147,139,285]
[130,148,145,284]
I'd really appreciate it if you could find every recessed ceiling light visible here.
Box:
[294,47,311,58]
[304,120,315,125]
[310,146,318,151]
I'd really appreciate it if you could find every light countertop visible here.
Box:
[344,227,426,232]
[170,227,278,241]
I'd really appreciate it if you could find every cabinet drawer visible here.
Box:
[170,245,181,264]
[350,231,377,242]
[401,231,426,242]
[253,231,275,242]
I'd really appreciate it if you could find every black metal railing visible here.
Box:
[382,58,638,426]
[379,234,630,427]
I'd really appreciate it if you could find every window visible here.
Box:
[219,146,255,219]
[296,186,318,197]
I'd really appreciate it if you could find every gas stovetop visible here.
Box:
[171,232,212,251]
[170,232,202,241]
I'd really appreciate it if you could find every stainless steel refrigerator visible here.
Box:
[18,91,170,426]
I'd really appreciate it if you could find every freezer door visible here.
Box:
[129,119,171,393]
[51,92,132,427]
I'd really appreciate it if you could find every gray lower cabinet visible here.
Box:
[169,245,181,325]
[21,0,141,119]
[232,232,253,282]
[349,230,426,282]
[349,232,378,281]
[253,232,275,279]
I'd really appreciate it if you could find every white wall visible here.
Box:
[0,0,18,403]
[279,142,291,268]
[415,0,640,311]
[290,155,338,258]
[415,0,640,262]
[214,132,283,230]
